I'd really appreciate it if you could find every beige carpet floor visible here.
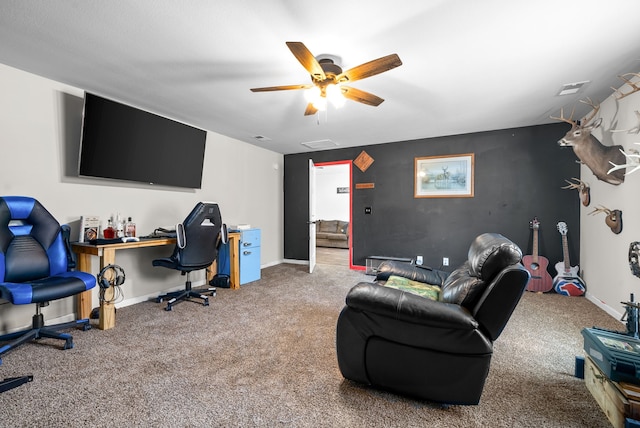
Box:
[0,262,625,427]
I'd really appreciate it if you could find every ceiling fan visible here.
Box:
[250,42,402,116]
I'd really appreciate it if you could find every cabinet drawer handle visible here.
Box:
[243,251,251,255]
[243,242,252,246]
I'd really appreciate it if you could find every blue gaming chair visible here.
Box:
[0,196,96,365]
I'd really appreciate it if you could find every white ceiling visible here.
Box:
[1,1,640,155]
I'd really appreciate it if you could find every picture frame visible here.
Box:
[414,153,474,198]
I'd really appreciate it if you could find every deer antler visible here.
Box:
[612,73,640,99]
[608,144,640,176]
[561,177,588,190]
[551,98,599,126]
[589,205,612,216]
[550,106,577,126]
[579,97,600,125]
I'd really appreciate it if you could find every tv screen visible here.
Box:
[78,93,207,189]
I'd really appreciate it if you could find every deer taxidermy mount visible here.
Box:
[551,98,626,185]
[250,42,402,115]
[589,205,623,235]
[561,177,590,206]
[607,143,640,177]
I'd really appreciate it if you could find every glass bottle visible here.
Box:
[125,217,136,237]
[115,213,124,238]
[103,219,116,239]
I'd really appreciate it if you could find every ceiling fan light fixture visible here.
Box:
[304,86,321,102]
[304,86,327,111]
[327,84,345,108]
[312,97,327,111]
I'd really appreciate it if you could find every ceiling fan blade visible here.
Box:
[286,42,326,81]
[336,54,402,83]
[304,103,318,116]
[250,84,313,92]
[341,86,384,106]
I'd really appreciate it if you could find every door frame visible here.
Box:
[311,160,355,270]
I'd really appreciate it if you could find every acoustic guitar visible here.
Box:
[553,221,586,296]
[523,217,553,292]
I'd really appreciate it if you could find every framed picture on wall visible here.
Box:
[414,153,474,198]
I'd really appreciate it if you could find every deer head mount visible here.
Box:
[551,98,626,185]
[607,144,640,177]
[589,205,623,234]
[561,177,590,206]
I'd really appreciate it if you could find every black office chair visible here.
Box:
[153,202,227,311]
[0,196,97,366]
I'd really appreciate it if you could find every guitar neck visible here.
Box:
[562,234,571,270]
[532,227,539,263]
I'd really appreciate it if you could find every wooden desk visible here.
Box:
[72,238,176,330]
[225,232,241,290]
[71,233,241,330]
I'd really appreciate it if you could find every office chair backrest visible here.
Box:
[0,196,69,282]
[174,202,222,269]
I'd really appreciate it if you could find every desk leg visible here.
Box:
[229,235,240,290]
[76,253,93,320]
[98,249,117,330]
[206,260,217,283]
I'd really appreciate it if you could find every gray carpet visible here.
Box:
[0,263,623,427]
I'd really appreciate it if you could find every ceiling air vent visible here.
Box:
[556,81,590,96]
[301,139,338,150]
[252,135,271,141]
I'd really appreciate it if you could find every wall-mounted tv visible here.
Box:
[78,93,207,189]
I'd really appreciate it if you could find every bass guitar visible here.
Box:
[523,217,553,292]
[553,221,586,296]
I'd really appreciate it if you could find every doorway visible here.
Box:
[309,160,353,269]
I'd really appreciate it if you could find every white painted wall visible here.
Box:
[316,164,349,221]
[579,75,640,323]
[0,63,283,333]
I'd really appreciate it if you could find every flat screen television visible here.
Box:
[78,93,207,189]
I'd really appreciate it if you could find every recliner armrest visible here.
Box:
[346,282,478,330]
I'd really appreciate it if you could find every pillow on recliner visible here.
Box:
[382,275,440,300]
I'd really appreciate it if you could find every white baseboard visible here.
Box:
[585,291,624,325]
[283,258,307,265]
[262,260,283,268]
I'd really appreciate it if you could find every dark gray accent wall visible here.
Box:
[284,123,581,276]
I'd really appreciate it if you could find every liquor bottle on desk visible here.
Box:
[115,213,124,238]
[125,217,136,237]
[103,219,116,239]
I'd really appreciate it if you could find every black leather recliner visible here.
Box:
[336,233,530,405]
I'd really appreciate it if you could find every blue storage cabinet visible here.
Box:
[239,228,261,285]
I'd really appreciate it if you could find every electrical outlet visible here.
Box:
[416,255,423,265]
[442,257,449,266]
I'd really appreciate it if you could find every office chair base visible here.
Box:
[156,288,216,311]
[0,315,91,365]
[0,375,33,393]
